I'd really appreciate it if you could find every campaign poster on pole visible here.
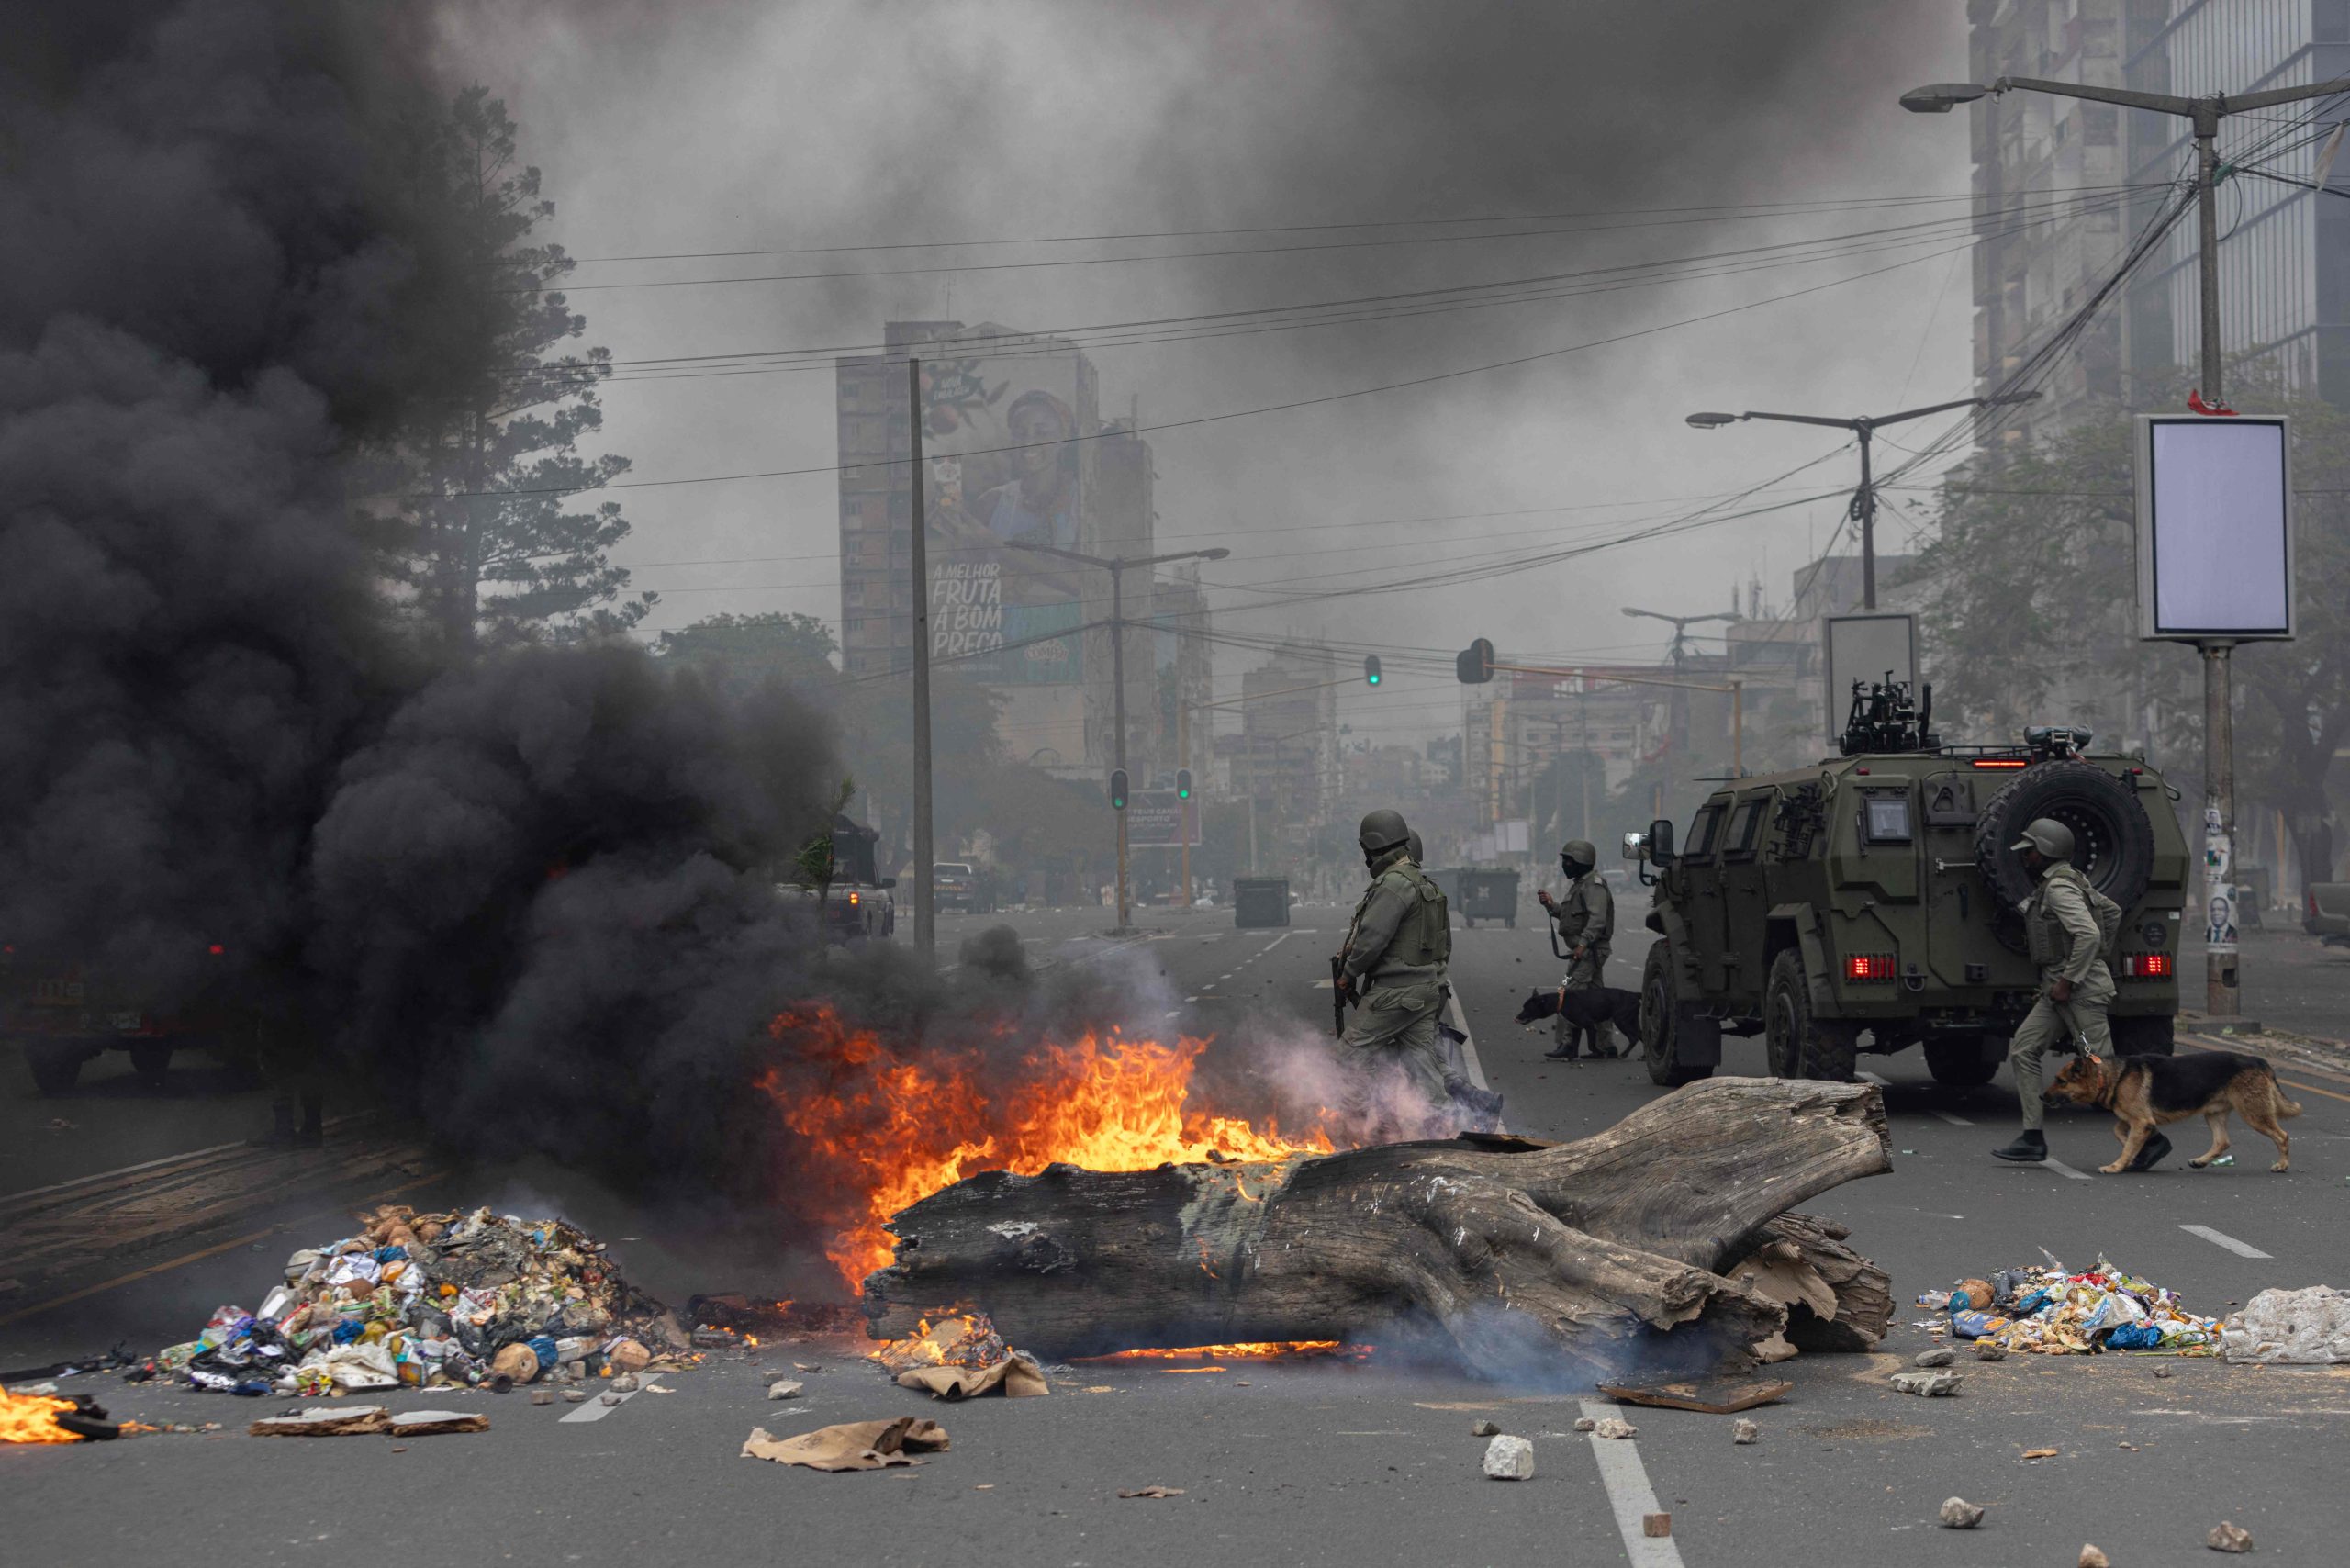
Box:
[1125,790,1199,848]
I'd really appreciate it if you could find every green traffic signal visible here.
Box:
[1176,768,1192,801]
[1364,655,1382,686]
[1109,767,1129,811]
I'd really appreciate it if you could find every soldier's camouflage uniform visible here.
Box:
[1338,845,1453,1130]
[2007,859,2115,1132]
[1548,869,1615,1056]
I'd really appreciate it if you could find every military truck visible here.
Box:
[1624,679,2187,1088]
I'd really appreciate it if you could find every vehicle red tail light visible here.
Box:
[2123,953,2172,979]
[1846,953,1896,980]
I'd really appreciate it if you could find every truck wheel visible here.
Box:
[1924,1036,2001,1087]
[1763,950,1858,1082]
[2110,1014,2175,1057]
[1639,940,1714,1088]
[1974,759,2157,926]
[129,1043,173,1088]
[25,1040,85,1096]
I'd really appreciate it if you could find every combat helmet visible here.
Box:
[1359,809,1411,862]
[2009,818,2076,860]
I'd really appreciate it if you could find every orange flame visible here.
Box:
[0,1389,84,1444]
[761,1007,1334,1290]
[1078,1341,1371,1362]
[867,1314,1003,1372]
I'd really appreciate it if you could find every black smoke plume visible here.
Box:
[0,0,856,1194]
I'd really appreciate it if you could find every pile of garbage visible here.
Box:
[147,1205,688,1395]
[1918,1252,2222,1357]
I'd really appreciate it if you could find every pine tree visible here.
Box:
[391,88,648,650]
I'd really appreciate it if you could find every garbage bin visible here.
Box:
[1457,868,1520,928]
[1233,878,1292,929]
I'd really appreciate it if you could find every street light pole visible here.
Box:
[1685,392,2040,609]
[1005,539,1231,934]
[1899,77,2350,1019]
[907,357,934,961]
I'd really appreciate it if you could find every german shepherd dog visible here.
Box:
[2045,1051,2302,1173]
[1514,985,1645,1055]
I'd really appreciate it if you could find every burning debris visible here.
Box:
[148,1205,685,1395]
[762,1007,1340,1291]
[0,1388,119,1445]
[861,1078,1895,1379]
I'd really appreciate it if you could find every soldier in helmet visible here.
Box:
[1991,817,2137,1166]
[1335,810,1452,1136]
[1536,838,1615,1059]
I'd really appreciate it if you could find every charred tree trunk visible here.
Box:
[863,1078,1891,1380]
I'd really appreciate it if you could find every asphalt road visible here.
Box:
[8,898,2350,1566]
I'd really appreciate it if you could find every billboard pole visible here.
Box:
[1112,564,1130,934]
[907,356,934,961]
[2203,644,2236,1014]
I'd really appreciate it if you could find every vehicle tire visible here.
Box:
[1640,940,1714,1088]
[25,1040,84,1096]
[129,1042,173,1088]
[1974,760,2158,936]
[2110,1014,2175,1057]
[1762,949,1858,1081]
[1924,1035,2001,1087]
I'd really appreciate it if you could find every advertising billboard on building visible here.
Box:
[918,351,1090,683]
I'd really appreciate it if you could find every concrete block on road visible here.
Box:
[1481,1434,1535,1480]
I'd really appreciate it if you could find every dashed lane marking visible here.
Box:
[2179,1224,2272,1259]
[1260,932,1294,954]
[1578,1397,1684,1567]
[1858,1070,1889,1086]
[1186,995,1201,1002]
[1929,1109,1973,1126]
[2043,1158,2093,1182]
[560,1376,664,1423]
[1164,1011,1181,1021]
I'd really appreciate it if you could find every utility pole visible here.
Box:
[1902,75,2350,1017]
[907,357,934,960]
[1578,688,1593,844]
[1004,539,1230,934]
[1686,392,2040,609]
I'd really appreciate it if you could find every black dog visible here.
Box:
[1514,986,1643,1058]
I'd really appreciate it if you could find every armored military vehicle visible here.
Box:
[1624,678,2187,1088]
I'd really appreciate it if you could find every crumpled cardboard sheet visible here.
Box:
[895,1352,1049,1401]
[742,1416,950,1471]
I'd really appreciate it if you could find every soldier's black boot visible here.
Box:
[295,1092,324,1148]
[257,1097,298,1148]
[2125,1131,2172,1172]
[1990,1129,2048,1163]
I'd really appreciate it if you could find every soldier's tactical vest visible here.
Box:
[1354,860,1452,971]
[2025,861,2122,969]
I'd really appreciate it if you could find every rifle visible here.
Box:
[1329,953,1352,1037]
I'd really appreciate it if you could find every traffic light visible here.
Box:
[1455,637,1494,684]
[1109,768,1129,811]
[1363,655,1382,686]
[1175,768,1192,801]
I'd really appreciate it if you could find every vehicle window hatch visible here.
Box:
[1863,793,1913,845]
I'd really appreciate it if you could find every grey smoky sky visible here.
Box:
[437,0,1975,735]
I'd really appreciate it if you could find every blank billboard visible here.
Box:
[1823,613,1917,745]
[2135,416,2294,642]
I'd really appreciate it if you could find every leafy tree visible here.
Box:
[385,88,648,650]
[1917,369,2350,884]
[655,612,839,696]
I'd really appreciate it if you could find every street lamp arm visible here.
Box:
[1991,75,2196,116]
[1872,393,2011,428]
[1729,409,1863,431]
[2217,78,2350,114]
[1131,547,1233,568]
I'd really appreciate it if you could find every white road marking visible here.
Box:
[1185,995,1201,1002]
[1858,1070,1889,1086]
[560,1376,662,1423]
[1312,978,1336,988]
[1446,990,1489,1092]
[2043,1158,2093,1182]
[1578,1398,1684,1568]
[1260,932,1294,954]
[1929,1110,1973,1126]
[1164,1011,1181,1021]
[2180,1224,2272,1259]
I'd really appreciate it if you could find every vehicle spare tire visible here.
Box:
[1973,759,2158,930]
